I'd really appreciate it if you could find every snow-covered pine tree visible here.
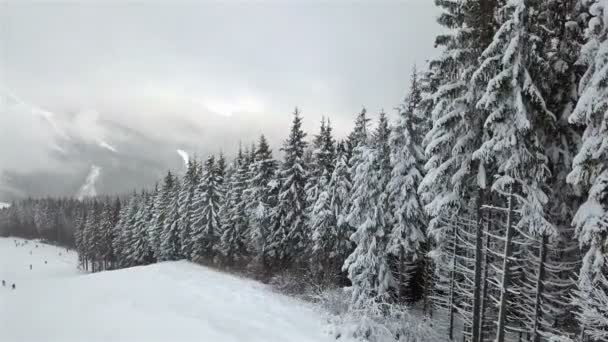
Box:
[372,111,391,185]
[215,152,228,249]
[320,145,353,285]
[343,143,392,309]
[128,190,156,266]
[121,193,147,267]
[567,1,608,339]
[99,198,120,270]
[305,118,336,263]
[190,155,222,263]
[160,177,182,261]
[74,203,87,269]
[83,200,102,272]
[112,195,133,268]
[346,108,370,164]
[421,1,499,339]
[178,158,200,260]
[309,169,334,283]
[243,135,278,272]
[471,1,559,341]
[514,2,586,340]
[151,172,177,259]
[219,145,251,267]
[268,108,308,270]
[387,68,427,304]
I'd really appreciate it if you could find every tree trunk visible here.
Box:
[531,234,548,342]
[472,190,485,342]
[495,186,515,342]
[478,211,492,342]
[449,224,459,340]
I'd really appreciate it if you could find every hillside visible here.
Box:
[0,237,340,342]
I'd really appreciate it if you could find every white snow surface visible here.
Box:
[0,237,339,342]
[0,202,10,209]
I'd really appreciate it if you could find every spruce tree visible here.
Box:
[178,158,200,259]
[305,118,336,259]
[387,69,427,302]
[567,1,608,339]
[471,1,558,340]
[343,144,392,307]
[311,146,353,286]
[268,108,308,270]
[190,156,222,262]
[219,146,251,266]
[151,172,176,259]
[244,136,278,269]
[160,177,182,261]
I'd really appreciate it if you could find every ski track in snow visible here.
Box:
[0,237,340,342]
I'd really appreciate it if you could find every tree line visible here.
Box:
[1,0,607,341]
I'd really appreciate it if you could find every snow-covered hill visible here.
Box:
[0,237,338,342]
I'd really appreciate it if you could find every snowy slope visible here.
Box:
[0,238,340,342]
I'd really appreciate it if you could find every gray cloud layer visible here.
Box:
[0,0,440,201]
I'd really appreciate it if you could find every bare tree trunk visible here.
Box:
[495,186,515,342]
[531,234,547,342]
[449,224,458,340]
[478,211,492,342]
[472,190,485,342]
[399,247,405,301]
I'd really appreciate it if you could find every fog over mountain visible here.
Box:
[0,1,440,201]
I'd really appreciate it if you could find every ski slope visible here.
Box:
[0,237,340,342]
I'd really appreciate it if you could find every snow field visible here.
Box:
[0,237,345,342]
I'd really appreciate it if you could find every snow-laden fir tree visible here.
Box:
[215,152,228,246]
[219,145,251,266]
[190,155,222,262]
[314,145,354,285]
[112,195,134,268]
[125,191,156,266]
[160,177,182,261]
[150,172,177,259]
[178,158,200,259]
[386,68,427,303]
[567,1,608,339]
[268,108,308,269]
[471,1,559,340]
[99,198,120,270]
[305,118,336,260]
[308,168,335,283]
[373,111,391,185]
[346,108,370,164]
[343,144,392,308]
[243,136,278,270]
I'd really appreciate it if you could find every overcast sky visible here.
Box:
[0,0,441,200]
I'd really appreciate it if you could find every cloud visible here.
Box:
[98,140,118,153]
[0,1,441,200]
[77,165,102,200]
[176,150,189,167]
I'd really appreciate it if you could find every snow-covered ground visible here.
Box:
[0,237,341,342]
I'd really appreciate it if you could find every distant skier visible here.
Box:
[29,264,32,270]
[45,260,48,264]
[11,284,15,290]
[2,280,5,286]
